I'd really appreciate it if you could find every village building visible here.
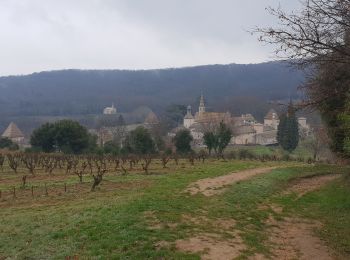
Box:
[182,94,310,146]
[94,111,160,146]
[103,103,117,115]
[144,111,160,126]
[1,122,25,145]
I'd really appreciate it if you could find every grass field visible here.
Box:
[0,158,349,259]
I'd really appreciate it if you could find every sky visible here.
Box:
[0,0,301,76]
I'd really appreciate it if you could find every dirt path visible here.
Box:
[186,166,277,196]
[267,217,334,260]
[265,174,342,260]
[159,172,341,259]
[175,215,246,260]
[185,173,341,259]
[285,174,341,198]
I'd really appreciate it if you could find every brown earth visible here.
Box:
[149,210,245,259]
[175,216,245,259]
[186,167,277,196]
[176,234,246,260]
[285,174,341,197]
[268,217,334,260]
[264,174,341,260]
[159,171,341,259]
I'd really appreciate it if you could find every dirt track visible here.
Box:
[182,169,341,259]
[186,166,277,196]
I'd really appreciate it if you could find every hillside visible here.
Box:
[0,61,304,118]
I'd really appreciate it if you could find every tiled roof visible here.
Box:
[144,111,159,124]
[2,122,24,138]
[195,112,231,124]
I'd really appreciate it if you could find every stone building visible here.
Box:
[94,111,159,146]
[181,94,310,146]
[1,122,25,145]
[183,93,232,137]
[264,109,280,129]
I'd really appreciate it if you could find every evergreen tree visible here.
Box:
[203,132,217,155]
[277,103,299,152]
[277,114,287,146]
[123,126,155,155]
[30,120,96,154]
[216,122,233,156]
[203,122,232,156]
[173,129,193,154]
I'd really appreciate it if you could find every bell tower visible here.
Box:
[198,93,206,115]
[184,105,195,128]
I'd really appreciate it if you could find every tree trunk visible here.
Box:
[91,174,103,191]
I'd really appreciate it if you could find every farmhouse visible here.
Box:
[1,122,25,145]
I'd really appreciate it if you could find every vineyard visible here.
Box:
[0,151,348,259]
[0,150,315,204]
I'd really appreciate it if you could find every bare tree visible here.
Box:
[74,161,88,183]
[254,0,350,109]
[254,0,350,157]
[7,154,20,174]
[22,154,39,175]
[91,157,107,191]
[255,0,350,66]
[304,127,329,160]
[160,152,171,168]
[141,155,152,174]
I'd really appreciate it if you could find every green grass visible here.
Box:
[0,160,349,259]
[224,144,317,161]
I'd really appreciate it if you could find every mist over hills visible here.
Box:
[0,61,305,133]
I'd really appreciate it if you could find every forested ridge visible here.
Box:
[0,61,304,118]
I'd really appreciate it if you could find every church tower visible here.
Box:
[184,105,195,128]
[198,93,206,115]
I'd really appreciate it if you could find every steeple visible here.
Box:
[199,92,206,114]
[184,105,195,128]
[185,105,194,119]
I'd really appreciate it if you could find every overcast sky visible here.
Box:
[0,0,301,76]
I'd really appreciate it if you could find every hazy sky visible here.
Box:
[0,0,301,76]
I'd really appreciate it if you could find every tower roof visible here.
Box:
[144,111,159,124]
[264,109,279,120]
[199,93,205,107]
[2,122,24,138]
[184,105,194,119]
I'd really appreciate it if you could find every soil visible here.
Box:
[179,171,341,259]
[176,234,246,260]
[264,174,341,259]
[268,217,334,260]
[285,174,341,197]
[186,167,277,196]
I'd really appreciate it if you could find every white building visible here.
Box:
[103,104,117,115]
[184,105,195,128]
[264,109,280,130]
